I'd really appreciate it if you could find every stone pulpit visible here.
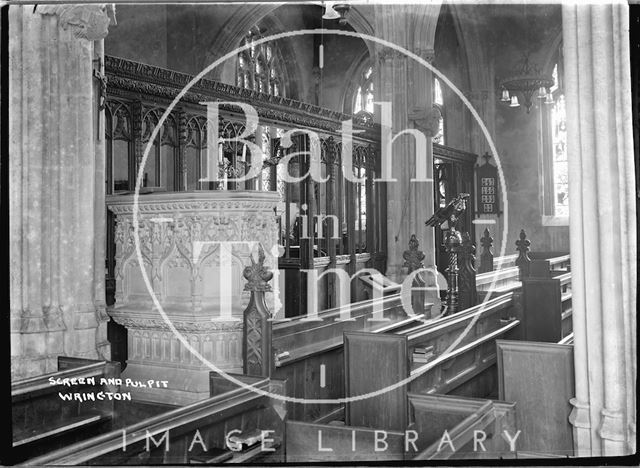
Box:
[106,191,279,405]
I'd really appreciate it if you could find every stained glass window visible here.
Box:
[433,78,445,145]
[237,29,286,97]
[353,66,374,114]
[550,63,569,217]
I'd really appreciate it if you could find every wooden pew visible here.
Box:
[475,228,570,300]
[521,271,572,342]
[476,266,521,301]
[23,376,287,465]
[285,420,407,462]
[11,357,121,462]
[343,293,520,431]
[285,393,517,461]
[493,253,519,270]
[409,393,517,459]
[272,293,428,422]
[530,253,571,278]
[496,339,574,457]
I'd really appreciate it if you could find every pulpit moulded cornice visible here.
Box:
[38,4,117,41]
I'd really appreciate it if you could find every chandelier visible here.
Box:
[321,2,351,24]
[499,53,554,114]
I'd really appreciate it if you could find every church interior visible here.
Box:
[5,1,638,464]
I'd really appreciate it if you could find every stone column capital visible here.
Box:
[463,89,489,103]
[376,48,408,65]
[412,47,435,63]
[38,4,117,41]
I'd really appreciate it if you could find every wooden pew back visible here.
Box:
[530,254,571,278]
[272,293,426,422]
[11,357,121,462]
[285,420,406,462]
[24,377,287,465]
[344,294,520,430]
[521,271,572,342]
[476,266,521,300]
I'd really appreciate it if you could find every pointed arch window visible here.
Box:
[237,29,287,97]
[353,66,374,114]
[541,45,569,225]
[433,77,445,145]
[549,63,568,217]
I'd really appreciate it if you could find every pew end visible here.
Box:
[496,339,575,457]
[408,392,517,459]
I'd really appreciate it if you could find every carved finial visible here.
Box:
[403,234,425,273]
[515,229,532,279]
[461,232,475,256]
[482,152,492,165]
[243,245,273,292]
[458,232,478,309]
[515,229,531,257]
[480,228,493,251]
[478,228,494,273]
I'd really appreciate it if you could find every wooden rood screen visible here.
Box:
[103,56,386,318]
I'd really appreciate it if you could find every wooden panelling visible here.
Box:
[11,358,121,462]
[272,293,425,421]
[285,420,406,462]
[24,379,287,465]
[521,272,572,342]
[496,340,574,456]
[342,294,520,433]
[344,332,408,431]
[409,393,517,460]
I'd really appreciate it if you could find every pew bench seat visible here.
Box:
[13,412,113,447]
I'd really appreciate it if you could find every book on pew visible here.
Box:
[412,345,435,363]
[226,428,265,450]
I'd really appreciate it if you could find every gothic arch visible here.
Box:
[411,3,441,54]
[200,4,303,100]
[346,6,376,59]
[340,51,372,114]
[541,28,563,76]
